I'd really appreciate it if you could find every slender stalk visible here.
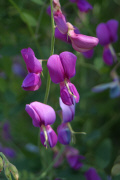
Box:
[44,0,55,104]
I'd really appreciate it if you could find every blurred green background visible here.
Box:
[0,0,120,179]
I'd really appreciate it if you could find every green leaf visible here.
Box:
[95,139,112,168]
[20,12,37,27]
[31,0,44,5]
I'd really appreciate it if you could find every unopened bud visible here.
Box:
[9,163,19,180]
[4,166,12,180]
[0,157,3,172]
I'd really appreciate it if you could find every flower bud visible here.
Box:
[9,163,19,180]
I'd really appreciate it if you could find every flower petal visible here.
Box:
[85,168,101,180]
[103,47,114,66]
[25,104,41,127]
[47,55,65,83]
[59,97,75,123]
[59,51,77,79]
[21,47,42,73]
[30,102,56,126]
[106,19,119,43]
[54,11,68,34]
[92,81,118,93]
[82,49,94,59]
[96,23,110,46]
[40,125,58,148]
[110,85,120,98]
[77,0,93,12]
[22,73,41,91]
[69,30,99,52]
[57,123,71,145]
[55,27,71,44]
[69,82,80,103]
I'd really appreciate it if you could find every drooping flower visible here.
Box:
[0,144,16,158]
[96,19,118,65]
[47,51,79,105]
[25,102,57,148]
[55,27,94,58]
[21,47,42,91]
[67,22,99,53]
[65,146,85,170]
[70,0,93,13]
[85,168,101,180]
[2,122,11,141]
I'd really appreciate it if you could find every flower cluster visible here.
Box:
[96,19,119,65]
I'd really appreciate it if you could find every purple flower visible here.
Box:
[25,101,56,127]
[103,46,117,66]
[40,125,57,148]
[82,49,94,59]
[21,47,42,91]
[70,0,93,13]
[57,123,71,145]
[47,51,79,105]
[65,146,85,170]
[92,78,120,98]
[96,19,119,46]
[54,11,68,34]
[59,97,75,123]
[68,23,99,53]
[85,168,101,180]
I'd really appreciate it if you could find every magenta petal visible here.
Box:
[55,27,71,44]
[69,31,99,52]
[22,73,41,91]
[70,0,77,2]
[77,0,93,12]
[47,55,65,83]
[69,82,80,103]
[54,11,68,34]
[103,47,114,66]
[57,123,71,145]
[85,168,101,180]
[26,102,56,126]
[40,125,57,148]
[82,49,94,59]
[25,104,41,127]
[106,19,119,43]
[59,97,75,123]
[59,51,77,79]
[60,83,73,106]
[96,23,110,46]
[21,47,42,73]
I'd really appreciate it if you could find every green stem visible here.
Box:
[37,146,65,180]
[44,0,55,104]
[79,62,101,75]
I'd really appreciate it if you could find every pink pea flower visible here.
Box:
[65,146,85,170]
[85,168,101,180]
[47,51,79,105]
[57,123,71,145]
[70,0,93,13]
[96,19,118,46]
[40,125,57,148]
[67,23,99,52]
[21,47,42,91]
[25,102,57,148]
[55,27,94,58]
